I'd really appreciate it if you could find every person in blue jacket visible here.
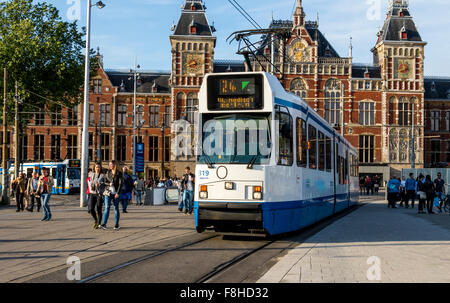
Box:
[119,166,134,214]
[405,173,417,208]
[387,175,401,208]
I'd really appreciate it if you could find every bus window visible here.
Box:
[318,131,325,171]
[308,124,317,169]
[296,118,307,167]
[277,111,293,166]
[326,136,332,172]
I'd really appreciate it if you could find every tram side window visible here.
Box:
[326,136,332,172]
[344,153,349,184]
[277,112,293,166]
[296,118,307,167]
[51,168,57,178]
[318,131,325,171]
[308,124,317,169]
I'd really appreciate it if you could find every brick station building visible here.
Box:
[1,0,449,182]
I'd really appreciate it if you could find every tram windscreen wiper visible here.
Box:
[247,154,259,169]
[203,154,214,169]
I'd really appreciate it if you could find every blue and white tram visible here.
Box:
[0,159,81,195]
[194,72,359,236]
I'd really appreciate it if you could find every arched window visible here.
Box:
[182,43,186,51]
[199,43,203,51]
[188,43,192,50]
[324,79,342,125]
[359,100,375,125]
[290,78,308,99]
[186,93,198,124]
[398,97,412,126]
[176,92,185,120]
[388,96,397,125]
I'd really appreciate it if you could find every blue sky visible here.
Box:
[40,0,450,76]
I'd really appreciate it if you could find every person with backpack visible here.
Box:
[100,161,123,230]
[387,175,400,208]
[89,163,106,229]
[26,172,41,212]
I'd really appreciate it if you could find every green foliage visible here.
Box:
[0,0,96,126]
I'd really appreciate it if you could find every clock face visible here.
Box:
[394,58,414,79]
[288,39,310,63]
[183,53,203,75]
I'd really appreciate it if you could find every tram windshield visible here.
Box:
[67,168,81,180]
[198,114,271,165]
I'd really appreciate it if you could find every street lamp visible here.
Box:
[161,122,165,180]
[130,57,140,177]
[80,0,106,208]
[410,98,416,169]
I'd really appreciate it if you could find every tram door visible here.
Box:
[56,165,66,194]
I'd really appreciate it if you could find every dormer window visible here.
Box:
[191,4,196,11]
[325,46,331,56]
[431,81,436,92]
[190,25,196,34]
[152,82,157,93]
[401,31,407,40]
[364,68,370,79]
[399,11,404,17]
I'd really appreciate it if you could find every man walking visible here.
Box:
[11,173,27,212]
[26,172,41,212]
[405,173,416,208]
[387,175,400,208]
[181,167,195,215]
[134,177,145,206]
[434,173,446,213]
[119,166,133,213]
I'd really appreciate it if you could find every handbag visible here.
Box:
[417,191,426,200]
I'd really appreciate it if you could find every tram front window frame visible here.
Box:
[198,113,272,166]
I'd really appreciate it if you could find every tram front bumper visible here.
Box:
[197,202,263,222]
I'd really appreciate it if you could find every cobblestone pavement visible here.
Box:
[257,197,450,283]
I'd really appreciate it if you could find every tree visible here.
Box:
[0,0,95,126]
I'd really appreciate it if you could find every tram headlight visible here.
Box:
[225,182,234,190]
[253,186,263,200]
[200,185,208,199]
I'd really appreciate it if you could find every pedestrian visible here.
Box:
[181,167,195,215]
[399,176,407,207]
[36,167,54,221]
[422,175,436,214]
[11,173,27,212]
[365,176,371,195]
[359,177,365,195]
[89,163,105,229]
[119,166,133,213]
[100,161,123,230]
[374,175,380,195]
[387,175,400,208]
[416,174,426,214]
[87,168,93,214]
[26,172,41,212]
[404,173,416,208]
[165,177,173,188]
[434,172,446,213]
[177,176,184,213]
[134,177,145,206]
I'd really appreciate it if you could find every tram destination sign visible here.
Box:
[207,74,263,110]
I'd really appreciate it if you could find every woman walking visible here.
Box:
[423,175,436,214]
[37,168,54,221]
[99,161,123,230]
[89,163,106,229]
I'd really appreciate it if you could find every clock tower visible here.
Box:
[372,0,427,171]
[170,0,216,171]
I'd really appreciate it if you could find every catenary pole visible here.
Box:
[2,68,8,205]
[80,0,92,208]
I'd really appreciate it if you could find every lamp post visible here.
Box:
[80,0,105,208]
[130,57,140,177]
[161,122,165,179]
[410,98,416,169]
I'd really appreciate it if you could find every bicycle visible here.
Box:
[443,194,450,213]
